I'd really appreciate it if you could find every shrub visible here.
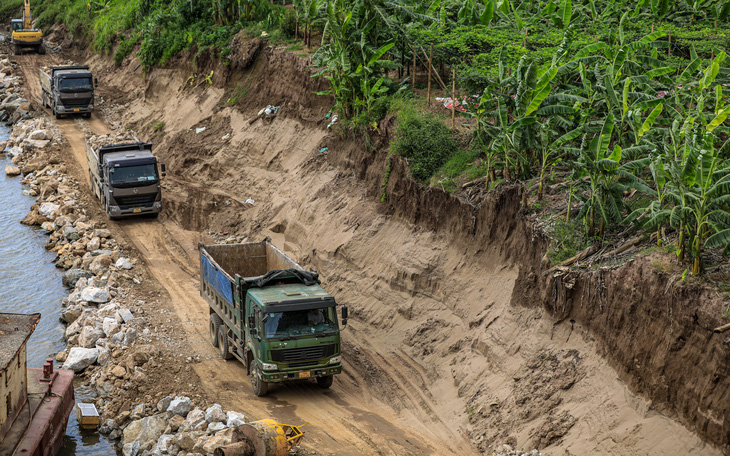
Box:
[391,106,458,183]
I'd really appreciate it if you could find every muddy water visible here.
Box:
[0,125,118,455]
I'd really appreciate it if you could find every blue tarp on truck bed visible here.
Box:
[201,254,235,305]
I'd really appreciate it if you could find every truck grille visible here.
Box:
[271,344,337,364]
[61,98,92,107]
[115,193,157,208]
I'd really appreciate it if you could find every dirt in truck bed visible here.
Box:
[6,32,728,456]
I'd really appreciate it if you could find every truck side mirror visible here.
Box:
[341,305,348,328]
[160,163,166,178]
[94,77,98,87]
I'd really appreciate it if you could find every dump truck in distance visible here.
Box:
[40,65,96,118]
[200,239,347,396]
[86,136,166,219]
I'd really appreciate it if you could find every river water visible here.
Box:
[0,124,118,455]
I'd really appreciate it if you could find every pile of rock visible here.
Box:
[107,396,246,456]
[488,444,541,456]
[87,132,140,151]
[2,117,55,163]
[0,55,30,124]
[6,53,254,456]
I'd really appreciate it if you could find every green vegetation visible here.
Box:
[0,0,24,22]
[23,0,297,70]
[391,104,458,182]
[226,83,248,106]
[4,0,730,277]
[547,218,590,264]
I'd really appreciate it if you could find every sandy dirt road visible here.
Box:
[16,53,477,456]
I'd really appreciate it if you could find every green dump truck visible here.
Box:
[200,239,347,396]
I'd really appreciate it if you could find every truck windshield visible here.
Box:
[109,164,158,187]
[263,307,337,339]
[59,77,93,92]
[12,22,22,32]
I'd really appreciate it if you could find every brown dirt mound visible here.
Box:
[46,35,730,455]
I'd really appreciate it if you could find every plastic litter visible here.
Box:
[327,114,338,129]
[195,127,206,134]
[435,97,468,112]
[318,147,328,154]
[258,105,280,117]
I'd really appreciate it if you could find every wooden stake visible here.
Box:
[451,68,456,129]
[427,43,433,107]
[414,44,447,90]
[651,23,654,33]
[412,50,416,91]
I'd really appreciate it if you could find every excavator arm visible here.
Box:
[22,0,33,30]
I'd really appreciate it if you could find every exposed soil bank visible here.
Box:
[328,94,730,452]
[24,31,729,454]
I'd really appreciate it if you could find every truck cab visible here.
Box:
[40,66,96,118]
[86,140,165,219]
[245,283,343,390]
[101,150,163,218]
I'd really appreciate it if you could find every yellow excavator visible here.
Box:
[10,0,44,55]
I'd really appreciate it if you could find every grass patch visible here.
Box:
[226,84,248,106]
[547,218,590,265]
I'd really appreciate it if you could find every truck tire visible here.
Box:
[251,363,269,397]
[83,113,91,119]
[209,313,222,348]
[316,375,334,389]
[38,44,46,55]
[217,326,233,360]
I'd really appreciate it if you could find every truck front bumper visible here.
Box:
[108,202,161,218]
[262,364,342,383]
[56,105,94,114]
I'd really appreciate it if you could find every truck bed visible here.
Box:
[203,241,303,279]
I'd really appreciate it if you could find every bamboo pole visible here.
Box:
[427,43,433,107]
[415,44,447,90]
[412,51,416,91]
[451,68,456,129]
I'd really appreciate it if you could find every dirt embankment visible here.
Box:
[44,30,730,454]
[326,82,730,452]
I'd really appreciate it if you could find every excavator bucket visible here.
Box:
[213,420,307,456]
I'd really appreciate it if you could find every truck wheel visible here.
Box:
[209,313,222,348]
[316,375,334,389]
[251,363,269,397]
[54,108,61,120]
[83,113,91,119]
[38,45,46,55]
[217,326,233,360]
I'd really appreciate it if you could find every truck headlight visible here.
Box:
[109,206,120,214]
[328,356,341,365]
[261,362,277,371]
[153,201,162,209]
